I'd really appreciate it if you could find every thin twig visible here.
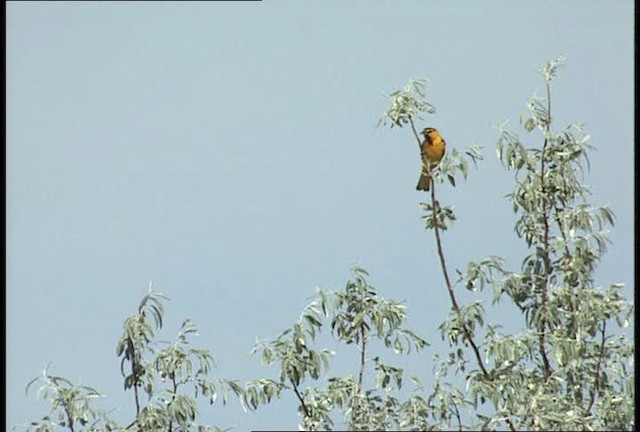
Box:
[64,405,75,432]
[537,81,554,380]
[431,183,489,379]
[168,375,178,432]
[409,117,422,147]
[586,321,607,415]
[452,399,462,432]
[411,119,515,432]
[358,326,366,393]
[291,379,312,418]
[129,340,141,421]
[553,205,573,259]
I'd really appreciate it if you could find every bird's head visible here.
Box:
[422,127,437,137]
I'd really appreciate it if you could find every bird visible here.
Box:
[416,127,446,191]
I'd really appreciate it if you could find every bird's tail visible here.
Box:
[416,173,431,191]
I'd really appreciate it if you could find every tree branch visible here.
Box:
[409,117,422,148]
[431,183,489,380]
[358,326,366,393]
[290,378,312,419]
[586,321,607,415]
[537,81,554,380]
[411,119,516,432]
[168,375,178,432]
[64,405,75,432]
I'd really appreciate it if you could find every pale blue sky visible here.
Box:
[7,2,634,430]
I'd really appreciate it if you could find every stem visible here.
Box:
[586,321,607,415]
[352,300,368,427]
[409,117,422,147]
[291,379,312,418]
[537,81,553,380]
[64,405,75,432]
[128,340,141,420]
[168,375,178,432]
[358,326,366,393]
[414,120,516,432]
[431,184,489,379]
[553,205,572,259]
[452,400,462,432]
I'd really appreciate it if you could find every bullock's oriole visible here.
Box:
[416,127,446,191]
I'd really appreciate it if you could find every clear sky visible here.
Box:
[7,1,634,430]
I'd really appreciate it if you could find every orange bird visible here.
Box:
[416,127,446,191]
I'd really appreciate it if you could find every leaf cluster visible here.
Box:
[24,287,245,432]
[22,56,633,432]
[248,266,431,431]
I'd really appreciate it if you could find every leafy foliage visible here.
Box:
[25,367,117,432]
[24,286,244,432]
[247,266,430,431]
[22,57,633,431]
[376,78,435,129]
[372,56,633,431]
